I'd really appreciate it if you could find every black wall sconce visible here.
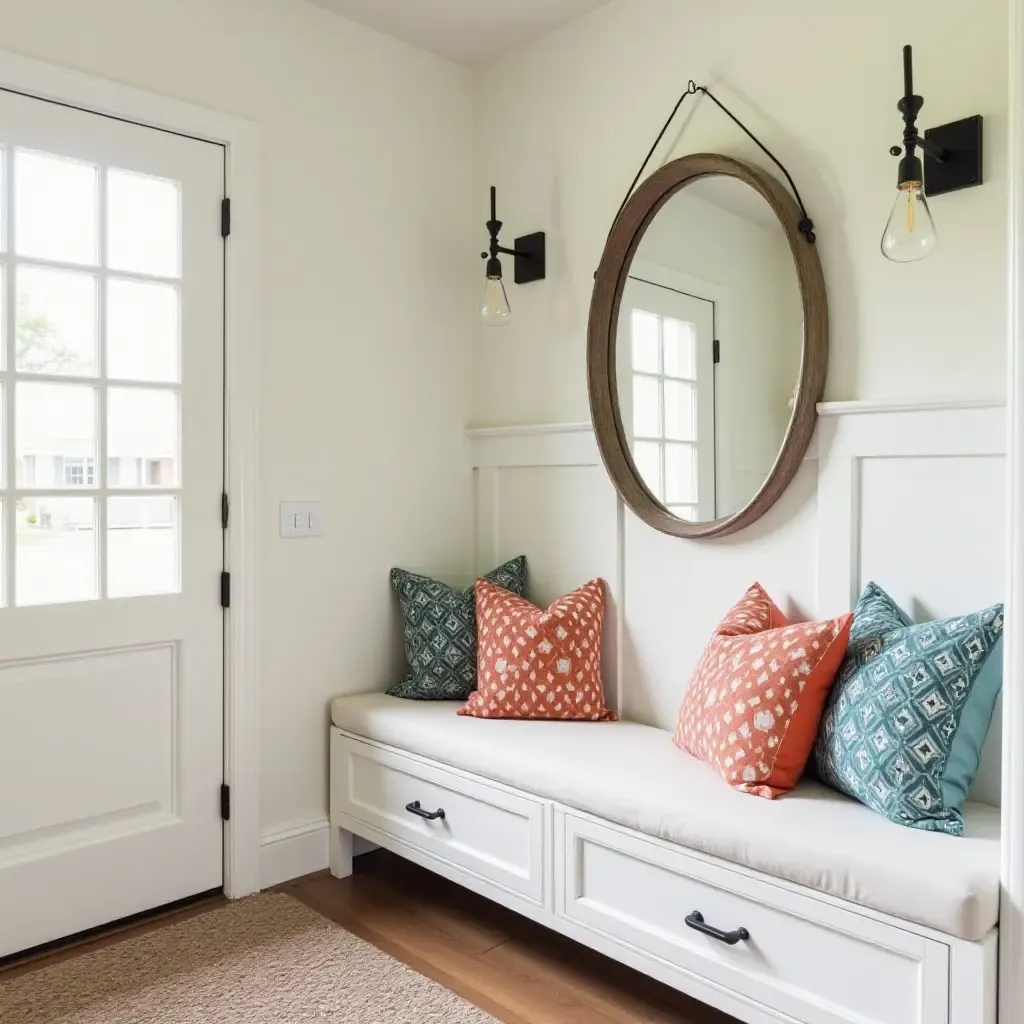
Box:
[480,186,546,326]
[883,44,983,263]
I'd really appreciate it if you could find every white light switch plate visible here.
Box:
[280,502,324,538]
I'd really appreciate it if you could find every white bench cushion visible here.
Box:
[330,692,1000,941]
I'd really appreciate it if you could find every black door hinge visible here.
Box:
[220,571,231,609]
[221,198,231,238]
[221,492,229,529]
[713,338,721,364]
[220,784,231,821]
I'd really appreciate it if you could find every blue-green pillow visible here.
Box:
[814,582,1003,835]
[387,556,527,701]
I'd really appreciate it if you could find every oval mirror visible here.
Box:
[588,154,827,538]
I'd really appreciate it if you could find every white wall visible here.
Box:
[0,0,476,838]
[473,0,1008,425]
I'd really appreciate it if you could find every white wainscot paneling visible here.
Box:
[816,402,1006,807]
[478,464,618,607]
[622,462,819,730]
[472,425,621,705]
[857,456,1005,617]
[470,400,1007,806]
[0,645,178,859]
[859,456,1006,805]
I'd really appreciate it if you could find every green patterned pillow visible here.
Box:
[387,556,527,701]
[814,582,1003,835]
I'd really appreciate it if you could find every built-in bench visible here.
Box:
[329,692,999,1024]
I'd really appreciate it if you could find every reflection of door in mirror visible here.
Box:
[615,176,803,525]
[592,157,822,538]
[617,273,716,521]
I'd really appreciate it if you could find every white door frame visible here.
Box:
[0,49,262,899]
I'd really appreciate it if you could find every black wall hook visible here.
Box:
[616,80,816,244]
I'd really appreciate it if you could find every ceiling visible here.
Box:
[309,0,613,65]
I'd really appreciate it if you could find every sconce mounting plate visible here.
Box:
[924,115,983,197]
[514,232,546,284]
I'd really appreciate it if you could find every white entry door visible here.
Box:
[619,276,717,521]
[0,89,225,956]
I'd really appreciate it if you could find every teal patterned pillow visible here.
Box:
[387,556,527,701]
[814,582,1003,835]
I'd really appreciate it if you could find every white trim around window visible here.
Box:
[0,48,262,899]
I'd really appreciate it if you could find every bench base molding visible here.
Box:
[329,727,997,1024]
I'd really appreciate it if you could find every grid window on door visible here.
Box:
[630,309,699,522]
[0,145,184,606]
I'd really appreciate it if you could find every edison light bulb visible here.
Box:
[481,275,512,327]
[881,182,938,263]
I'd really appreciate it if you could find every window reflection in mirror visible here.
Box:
[616,175,803,524]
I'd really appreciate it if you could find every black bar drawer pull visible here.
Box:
[405,800,446,821]
[685,910,750,946]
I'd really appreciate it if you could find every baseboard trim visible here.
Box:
[259,820,377,889]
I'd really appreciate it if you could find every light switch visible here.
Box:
[280,502,324,538]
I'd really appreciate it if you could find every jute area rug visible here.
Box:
[1,893,498,1023]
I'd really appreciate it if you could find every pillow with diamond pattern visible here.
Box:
[814,582,1004,835]
[387,556,527,701]
[673,583,853,799]
[459,578,616,720]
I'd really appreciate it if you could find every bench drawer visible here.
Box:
[331,732,546,904]
[557,812,950,1024]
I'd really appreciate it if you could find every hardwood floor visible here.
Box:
[1,850,738,1023]
[281,850,739,1024]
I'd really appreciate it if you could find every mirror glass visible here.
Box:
[616,174,803,524]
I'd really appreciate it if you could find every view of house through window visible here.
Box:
[63,457,95,487]
[630,308,701,521]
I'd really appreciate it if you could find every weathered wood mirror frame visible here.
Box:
[588,153,828,539]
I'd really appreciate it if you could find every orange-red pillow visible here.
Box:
[459,578,616,721]
[673,583,852,798]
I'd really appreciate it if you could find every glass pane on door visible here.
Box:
[665,443,698,505]
[631,310,660,372]
[664,381,697,442]
[663,318,696,380]
[15,150,98,265]
[107,169,180,277]
[107,279,180,383]
[16,496,97,606]
[108,496,179,598]
[108,389,180,488]
[633,376,660,439]
[16,267,98,376]
[633,441,662,500]
[16,384,97,489]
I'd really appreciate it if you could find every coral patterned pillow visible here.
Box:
[459,578,616,721]
[673,584,852,798]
